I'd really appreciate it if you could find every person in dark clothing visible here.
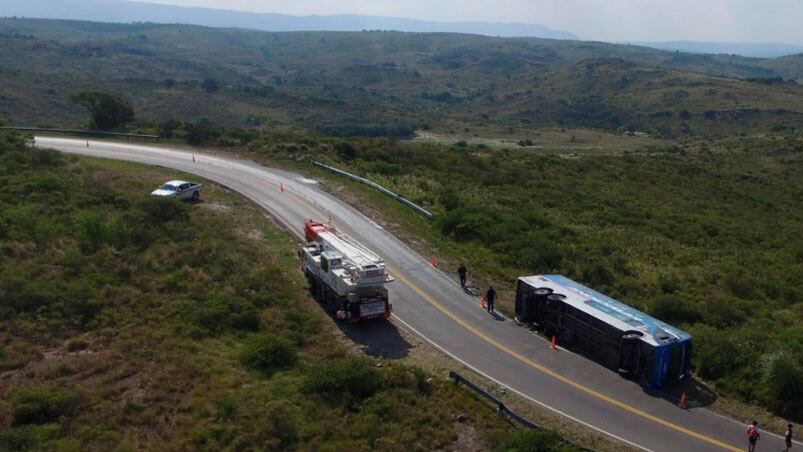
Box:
[485,286,496,313]
[458,263,467,288]
[785,423,793,452]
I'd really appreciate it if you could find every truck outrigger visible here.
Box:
[301,220,393,322]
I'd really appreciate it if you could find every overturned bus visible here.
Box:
[516,275,692,389]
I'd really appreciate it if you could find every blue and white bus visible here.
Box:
[516,275,692,389]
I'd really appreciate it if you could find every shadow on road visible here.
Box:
[336,319,412,359]
[652,375,718,409]
[487,311,505,321]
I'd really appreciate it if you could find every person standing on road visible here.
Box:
[485,286,496,313]
[458,263,467,288]
[747,420,760,452]
[785,423,794,452]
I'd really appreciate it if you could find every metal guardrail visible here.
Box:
[1,127,160,140]
[313,160,434,220]
[450,371,589,451]
[449,371,539,429]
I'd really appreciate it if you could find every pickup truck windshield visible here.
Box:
[159,184,178,191]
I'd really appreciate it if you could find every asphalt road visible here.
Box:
[36,136,796,452]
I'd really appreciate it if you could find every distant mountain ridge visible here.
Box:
[632,41,803,58]
[0,0,578,39]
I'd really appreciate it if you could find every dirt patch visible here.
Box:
[198,202,231,213]
[450,420,486,452]
[239,228,264,242]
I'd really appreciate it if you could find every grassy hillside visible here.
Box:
[0,132,587,451]
[0,18,801,138]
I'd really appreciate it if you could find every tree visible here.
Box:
[761,351,803,417]
[202,78,220,93]
[69,91,134,130]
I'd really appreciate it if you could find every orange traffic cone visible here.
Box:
[550,335,557,350]
[678,392,687,409]
[280,183,285,192]
[480,297,487,309]
[430,255,437,267]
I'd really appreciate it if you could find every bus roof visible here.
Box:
[520,275,691,347]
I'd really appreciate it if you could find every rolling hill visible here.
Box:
[1,0,577,39]
[0,18,801,138]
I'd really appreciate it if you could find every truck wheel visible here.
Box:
[191,191,200,201]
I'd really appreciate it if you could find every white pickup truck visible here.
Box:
[150,180,202,201]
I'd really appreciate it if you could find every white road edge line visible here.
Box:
[390,313,655,452]
[700,407,802,446]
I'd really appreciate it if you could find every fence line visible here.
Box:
[1,127,160,140]
[312,161,434,220]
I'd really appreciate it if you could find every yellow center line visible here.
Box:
[287,185,741,452]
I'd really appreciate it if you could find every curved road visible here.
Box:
[37,136,794,452]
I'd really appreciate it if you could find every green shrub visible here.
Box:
[240,335,298,376]
[302,358,383,404]
[138,197,189,224]
[11,388,79,426]
[256,400,300,449]
[436,206,498,243]
[496,428,576,452]
[334,141,358,161]
[650,294,701,324]
[760,351,803,417]
[0,424,63,451]
[75,212,129,252]
[196,295,260,335]
[185,119,220,145]
[690,326,747,380]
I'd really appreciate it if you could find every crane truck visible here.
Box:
[301,220,393,322]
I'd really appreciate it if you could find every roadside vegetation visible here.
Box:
[0,132,580,450]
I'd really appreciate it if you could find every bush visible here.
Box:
[138,197,189,224]
[761,351,803,417]
[496,428,575,452]
[185,119,220,145]
[650,294,701,324]
[436,206,498,243]
[75,212,128,253]
[11,388,79,426]
[240,335,298,376]
[691,326,747,380]
[302,358,383,404]
[256,400,300,449]
[202,78,220,93]
[0,424,63,451]
[334,141,358,161]
[196,295,260,334]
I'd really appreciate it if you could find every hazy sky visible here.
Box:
[138,0,803,43]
